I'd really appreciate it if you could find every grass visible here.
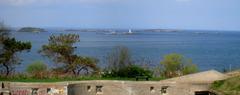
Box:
[0,76,165,82]
[211,75,240,95]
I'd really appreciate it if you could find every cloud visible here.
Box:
[0,0,37,5]
[176,0,192,2]
[0,0,120,6]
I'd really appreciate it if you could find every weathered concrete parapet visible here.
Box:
[0,82,11,95]
[0,70,227,95]
[67,81,215,95]
[67,70,226,95]
[67,80,189,95]
[8,82,68,95]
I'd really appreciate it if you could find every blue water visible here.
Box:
[12,29,240,72]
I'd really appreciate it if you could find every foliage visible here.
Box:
[26,61,48,79]
[103,65,152,78]
[0,74,164,82]
[39,34,99,76]
[104,46,153,78]
[107,46,132,71]
[0,22,10,42]
[160,53,198,78]
[70,56,99,76]
[0,36,31,76]
[182,63,198,75]
[18,27,46,32]
[211,75,240,95]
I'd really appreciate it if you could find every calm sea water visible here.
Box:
[12,29,240,72]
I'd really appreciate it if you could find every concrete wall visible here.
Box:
[1,82,68,95]
[67,81,211,95]
[2,70,224,95]
[0,81,213,95]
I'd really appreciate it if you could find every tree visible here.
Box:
[0,22,10,42]
[26,61,48,79]
[160,53,198,78]
[117,65,152,78]
[0,22,31,76]
[104,46,152,78]
[0,38,31,76]
[39,34,98,76]
[75,56,99,75]
[107,46,132,71]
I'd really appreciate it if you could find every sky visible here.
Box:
[0,0,240,30]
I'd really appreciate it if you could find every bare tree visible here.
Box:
[107,46,132,71]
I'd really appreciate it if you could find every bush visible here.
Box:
[211,76,240,95]
[26,61,48,79]
[103,65,152,78]
[160,53,198,78]
[107,46,133,71]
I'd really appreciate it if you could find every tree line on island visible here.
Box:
[0,23,198,81]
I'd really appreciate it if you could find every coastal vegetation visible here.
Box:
[160,53,198,78]
[211,75,240,95]
[0,23,198,81]
[26,61,48,79]
[39,34,99,76]
[102,46,152,78]
[0,23,32,76]
[17,27,46,33]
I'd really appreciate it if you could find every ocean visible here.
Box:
[12,29,240,72]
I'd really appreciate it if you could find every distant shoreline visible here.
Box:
[63,29,181,32]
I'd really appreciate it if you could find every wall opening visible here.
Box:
[150,86,155,93]
[96,85,103,94]
[1,83,4,88]
[161,86,169,95]
[31,88,39,95]
[87,85,91,92]
[195,91,217,95]
[47,88,51,93]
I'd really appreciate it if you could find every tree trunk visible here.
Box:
[3,63,10,76]
[77,67,86,75]
[72,69,76,76]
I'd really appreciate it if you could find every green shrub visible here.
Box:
[160,53,198,78]
[211,76,240,95]
[103,65,152,78]
[211,80,225,89]
[26,61,48,79]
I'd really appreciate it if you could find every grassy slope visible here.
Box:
[211,76,240,95]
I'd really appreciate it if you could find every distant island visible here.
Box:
[64,29,110,32]
[64,29,82,32]
[64,29,180,33]
[18,27,46,33]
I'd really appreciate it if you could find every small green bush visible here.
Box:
[160,53,198,78]
[211,80,225,89]
[26,61,48,79]
[211,76,240,95]
[103,65,152,78]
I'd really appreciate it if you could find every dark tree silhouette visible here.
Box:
[39,34,99,76]
[0,22,31,76]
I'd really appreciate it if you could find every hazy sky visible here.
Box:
[0,0,240,30]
